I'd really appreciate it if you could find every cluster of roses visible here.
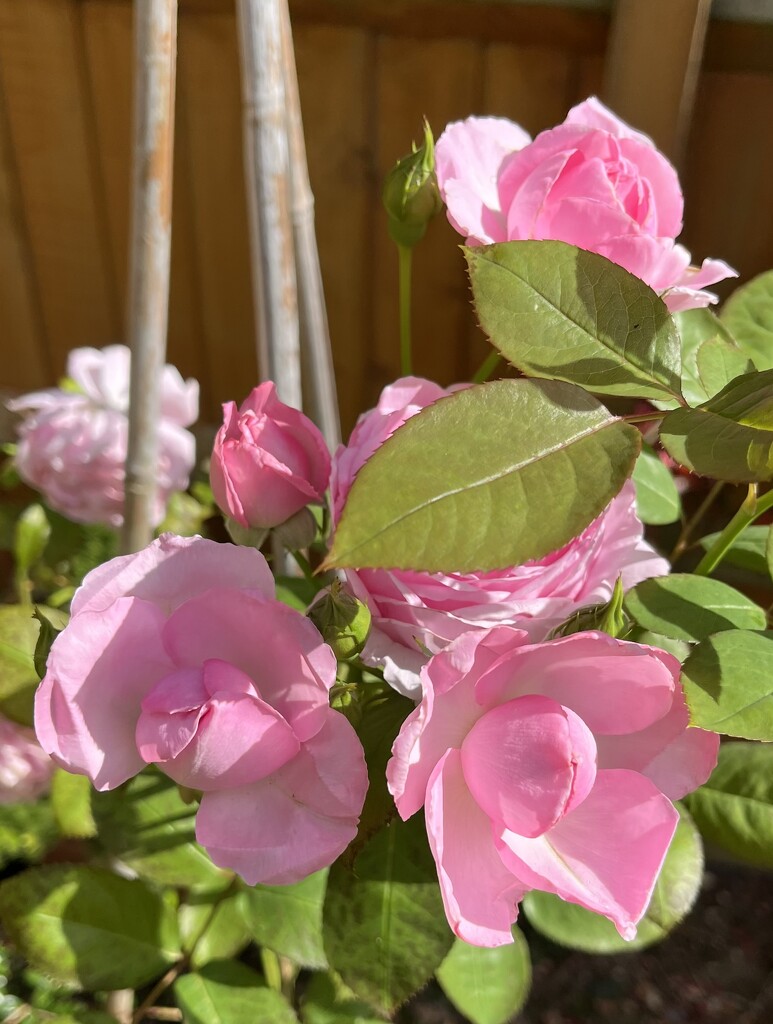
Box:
[24,99,729,947]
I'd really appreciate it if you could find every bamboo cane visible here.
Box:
[235,0,302,411]
[121,0,178,555]
[279,0,340,449]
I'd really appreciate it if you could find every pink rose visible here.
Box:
[330,378,668,697]
[210,382,331,530]
[35,535,367,884]
[435,97,736,312]
[387,627,719,946]
[9,345,198,528]
[0,715,53,804]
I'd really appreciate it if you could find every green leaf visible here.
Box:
[323,814,454,1015]
[349,688,414,858]
[0,801,57,869]
[0,865,180,990]
[631,446,681,525]
[673,308,751,407]
[465,240,682,400]
[766,523,773,581]
[721,269,773,370]
[0,604,40,726]
[275,575,320,612]
[623,627,691,664]
[660,369,773,482]
[681,629,773,739]
[33,606,69,681]
[174,960,298,1024]
[179,890,250,969]
[300,972,384,1024]
[624,573,766,642]
[50,770,97,840]
[522,805,702,953]
[436,930,531,1024]
[244,870,328,969]
[327,379,640,572]
[91,771,231,890]
[698,525,770,575]
[685,741,773,868]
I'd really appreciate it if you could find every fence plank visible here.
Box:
[177,8,256,407]
[0,0,119,375]
[372,35,483,400]
[0,82,48,391]
[294,22,372,434]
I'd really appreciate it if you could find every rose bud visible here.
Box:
[382,120,443,249]
[210,382,331,531]
[308,581,372,662]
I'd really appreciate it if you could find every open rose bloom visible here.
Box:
[0,715,53,804]
[9,345,199,528]
[435,97,736,311]
[388,628,719,946]
[35,535,367,884]
[332,377,668,697]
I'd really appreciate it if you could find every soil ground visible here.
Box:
[399,861,773,1024]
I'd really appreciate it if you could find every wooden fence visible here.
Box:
[0,0,772,433]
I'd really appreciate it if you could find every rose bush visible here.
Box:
[331,377,668,696]
[388,627,719,946]
[435,97,735,311]
[34,534,367,884]
[9,345,198,528]
[210,381,331,530]
[0,715,53,804]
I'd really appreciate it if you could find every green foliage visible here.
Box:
[522,805,703,953]
[681,629,773,739]
[673,308,752,407]
[327,379,640,572]
[179,890,251,969]
[436,931,531,1024]
[300,972,384,1024]
[91,771,231,890]
[631,446,682,525]
[466,240,682,400]
[623,628,691,664]
[0,865,180,990]
[14,504,51,588]
[0,801,57,869]
[33,605,69,681]
[323,815,454,1015]
[174,960,299,1024]
[244,871,328,969]
[623,573,766,643]
[0,603,41,726]
[549,576,629,639]
[660,369,773,482]
[698,525,771,575]
[50,770,97,840]
[685,741,773,868]
[721,269,773,370]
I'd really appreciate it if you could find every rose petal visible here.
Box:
[497,768,678,939]
[425,748,525,946]
[461,695,597,837]
[35,597,173,789]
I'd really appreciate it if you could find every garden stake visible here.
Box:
[122,0,178,555]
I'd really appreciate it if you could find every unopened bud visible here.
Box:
[548,577,629,640]
[382,120,443,248]
[308,580,372,661]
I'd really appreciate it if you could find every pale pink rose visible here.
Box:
[435,97,736,312]
[210,382,331,530]
[330,377,668,697]
[0,715,53,804]
[34,534,367,884]
[9,345,198,528]
[387,627,719,946]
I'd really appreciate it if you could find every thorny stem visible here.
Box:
[398,244,413,375]
[131,880,238,1023]
[669,481,725,563]
[693,484,773,576]
[472,349,503,384]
